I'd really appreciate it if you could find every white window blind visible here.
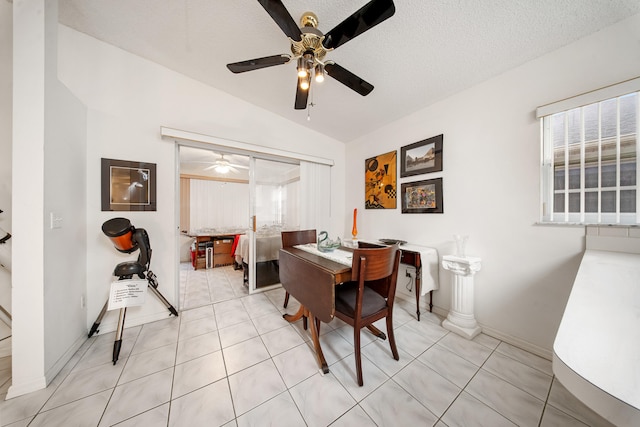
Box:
[299,161,331,232]
[539,78,640,225]
[190,180,250,231]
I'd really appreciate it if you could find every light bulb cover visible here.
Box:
[314,64,325,82]
[299,74,311,90]
[297,57,307,78]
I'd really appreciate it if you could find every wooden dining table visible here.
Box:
[278,245,353,373]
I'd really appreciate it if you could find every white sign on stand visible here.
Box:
[108,279,148,311]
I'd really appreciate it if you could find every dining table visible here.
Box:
[278,244,354,373]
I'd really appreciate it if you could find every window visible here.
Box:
[538,78,640,224]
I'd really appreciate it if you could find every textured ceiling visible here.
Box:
[58,0,640,143]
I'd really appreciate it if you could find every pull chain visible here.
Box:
[307,83,315,121]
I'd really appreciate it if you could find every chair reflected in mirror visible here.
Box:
[280,229,317,308]
[334,244,401,386]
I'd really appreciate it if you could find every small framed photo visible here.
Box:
[401,178,443,214]
[400,134,443,177]
[101,158,157,211]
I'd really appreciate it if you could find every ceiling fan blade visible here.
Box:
[257,0,302,41]
[228,166,239,173]
[229,163,249,170]
[322,0,396,50]
[294,77,309,110]
[325,62,374,96]
[227,54,291,73]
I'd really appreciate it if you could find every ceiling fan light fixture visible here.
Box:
[296,57,307,77]
[298,51,315,89]
[299,73,311,90]
[214,154,232,174]
[228,0,396,109]
[314,64,324,83]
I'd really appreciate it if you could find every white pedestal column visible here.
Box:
[441,255,482,339]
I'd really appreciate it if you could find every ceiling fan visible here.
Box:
[202,153,249,174]
[227,0,396,110]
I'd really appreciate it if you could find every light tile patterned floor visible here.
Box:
[0,264,615,426]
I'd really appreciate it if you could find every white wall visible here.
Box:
[346,13,640,357]
[9,0,88,399]
[10,0,47,398]
[43,3,88,384]
[0,0,13,323]
[56,25,346,336]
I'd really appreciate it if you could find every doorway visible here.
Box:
[166,125,334,309]
[178,145,301,308]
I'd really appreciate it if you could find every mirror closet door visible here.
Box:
[247,158,300,294]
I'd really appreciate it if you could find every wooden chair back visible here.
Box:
[351,245,401,299]
[281,229,317,248]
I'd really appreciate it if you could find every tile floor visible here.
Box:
[0,264,615,426]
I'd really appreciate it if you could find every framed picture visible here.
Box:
[365,150,397,209]
[101,158,157,211]
[401,178,443,214]
[400,134,443,177]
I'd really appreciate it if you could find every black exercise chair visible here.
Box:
[88,217,178,364]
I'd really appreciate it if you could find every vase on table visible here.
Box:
[352,208,358,240]
[454,234,468,257]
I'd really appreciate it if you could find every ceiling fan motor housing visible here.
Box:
[290,25,330,62]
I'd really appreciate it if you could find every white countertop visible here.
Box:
[553,249,640,425]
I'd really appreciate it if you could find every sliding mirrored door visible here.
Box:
[247,158,300,294]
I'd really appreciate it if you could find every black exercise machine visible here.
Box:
[88,217,178,364]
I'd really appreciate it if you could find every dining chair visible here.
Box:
[334,244,401,386]
[281,229,317,308]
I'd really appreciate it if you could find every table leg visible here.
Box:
[415,264,422,321]
[283,306,327,372]
[283,305,310,329]
[309,312,329,374]
[283,305,305,323]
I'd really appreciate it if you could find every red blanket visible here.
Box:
[231,234,241,256]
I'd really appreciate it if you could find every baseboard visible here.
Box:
[5,332,88,399]
[6,375,47,400]
[90,310,177,336]
[45,332,87,386]
[394,292,552,361]
[479,324,552,361]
